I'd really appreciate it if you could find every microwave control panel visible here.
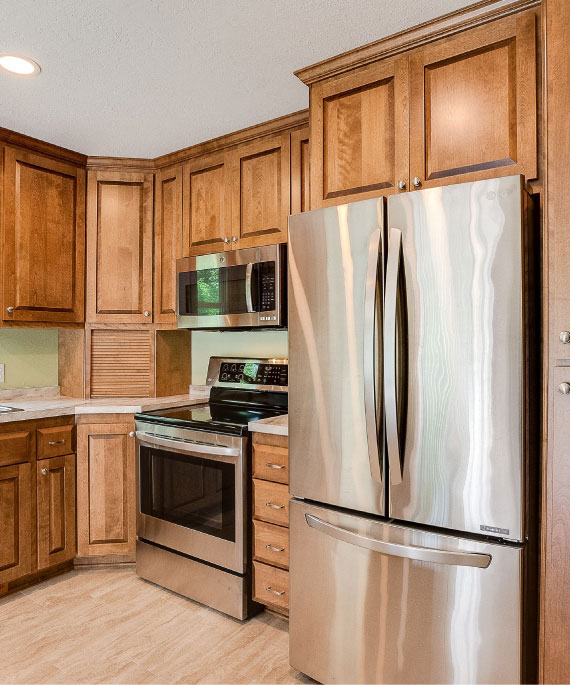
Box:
[218,361,288,387]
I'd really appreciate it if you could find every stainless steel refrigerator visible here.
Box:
[287,175,539,684]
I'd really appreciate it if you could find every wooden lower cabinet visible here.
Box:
[253,560,289,613]
[0,462,32,584]
[76,420,136,558]
[36,454,76,569]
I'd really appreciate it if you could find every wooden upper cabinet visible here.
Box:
[310,57,409,208]
[154,165,182,323]
[2,147,86,323]
[229,132,290,248]
[291,127,310,214]
[183,152,230,256]
[86,170,153,323]
[36,454,76,570]
[409,10,537,188]
[0,462,32,584]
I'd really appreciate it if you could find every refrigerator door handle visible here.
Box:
[305,514,492,568]
[364,228,383,485]
[384,227,403,485]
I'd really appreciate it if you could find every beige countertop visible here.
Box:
[248,413,288,437]
[0,386,210,423]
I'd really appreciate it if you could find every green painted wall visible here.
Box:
[0,329,59,389]
[191,331,288,384]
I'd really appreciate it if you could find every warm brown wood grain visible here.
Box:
[409,10,537,187]
[2,147,86,324]
[228,133,290,248]
[0,127,87,166]
[58,328,86,398]
[36,454,76,570]
[253,560,289,614]
[253,442,289,484]
[87,328,153,398]
[253,520,289,569]
[253,479,290,528]
[183,152,230,256]
[86,170,153,323]
[36,425,74,460]
[154,165,182,324]
[76,421,136,557]
[310,56,409,208]
[290,127,310,214]
[0,462,32,583]
[154,329,191,397]
[0,430,34,467]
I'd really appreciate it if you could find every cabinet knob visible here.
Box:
[143,311,150,317]
[129,431,135,437]
[6,306,14,313]
[559,383,570,395]
[232,236,238,243]
[397,180,406,191]
[413,176,422,188]
[560,331,570,344]
[223,238,230,244]
[41,468,48,475]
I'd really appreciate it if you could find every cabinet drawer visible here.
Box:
[253,442,288,484]
[0,430,33,467]
[254,520,289,569]
[253,479,290,527]
[253,560,289,612]
[37,425,74,459]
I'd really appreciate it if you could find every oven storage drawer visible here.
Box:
[253,479,289,527]
[253,519,289,569]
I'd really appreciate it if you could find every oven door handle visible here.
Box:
[136,431,241,458]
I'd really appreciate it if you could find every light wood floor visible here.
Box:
[0,566,312,684]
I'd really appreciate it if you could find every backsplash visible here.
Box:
[191,331,288,384]
[0,329,59,389]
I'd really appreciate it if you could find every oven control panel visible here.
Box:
[218,361,288,387]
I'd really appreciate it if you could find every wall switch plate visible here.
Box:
[0,364,5,383]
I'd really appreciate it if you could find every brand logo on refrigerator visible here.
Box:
[480,524,510,536]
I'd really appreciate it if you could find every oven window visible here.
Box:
[139,446,235,542]
[178,265,259,317]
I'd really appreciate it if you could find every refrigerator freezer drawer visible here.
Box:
[290,499,525,685]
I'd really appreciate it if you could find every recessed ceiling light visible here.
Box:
[0,55,41,76]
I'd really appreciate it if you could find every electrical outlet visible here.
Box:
[0,364,5,383]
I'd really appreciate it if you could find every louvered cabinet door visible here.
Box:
[87,328,153,398]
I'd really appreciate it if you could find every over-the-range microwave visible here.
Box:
[176,244,287,329]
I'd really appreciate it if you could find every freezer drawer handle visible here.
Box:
[363,227,383,485]
[305,514,492,568]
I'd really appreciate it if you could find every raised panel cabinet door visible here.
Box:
[182,152,231,256]
[76,423,136,556]
[229,132,290,248]
[0,462,32,583]
[86,170,153,323]
[154,165,182,323]
[310,56,409,209]
[409,10,537,188]
[36,454,76,569]
[290,127,310,214]
[2,147,86,323]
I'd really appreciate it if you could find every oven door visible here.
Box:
[135,425,247,574]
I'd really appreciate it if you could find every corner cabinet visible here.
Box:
[86,170,154,323]
[2,147,86,323]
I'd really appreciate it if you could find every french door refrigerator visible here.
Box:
[287,175,538,685]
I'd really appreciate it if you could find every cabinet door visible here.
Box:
[76,423,136,556]
[183,152,231,256]
[229,133,290,248]
[36,454,76,569]
[0,463,32,583]
[2,147,86,323]
[290,127,310,214]
[310,57,409,209]
[154,165,182,323]
[409,10,537,188]
[86,171,153,323]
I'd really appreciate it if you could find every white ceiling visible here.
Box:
[0,0,472,158]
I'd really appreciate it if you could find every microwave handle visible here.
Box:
[245,263,254,313]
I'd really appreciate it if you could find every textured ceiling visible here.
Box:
[0,0,472,158]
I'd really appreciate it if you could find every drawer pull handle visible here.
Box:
[266,586,285,596]
[48,439,66,446]
[265,544,285,552]
[265,502,285,510]
[265,463,286,469]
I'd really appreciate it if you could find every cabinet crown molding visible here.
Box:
[294,0,540,85]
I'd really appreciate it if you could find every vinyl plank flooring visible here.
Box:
[0,567,309,685]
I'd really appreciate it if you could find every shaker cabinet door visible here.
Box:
[409,10,537,188]
[2,147,85,323]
